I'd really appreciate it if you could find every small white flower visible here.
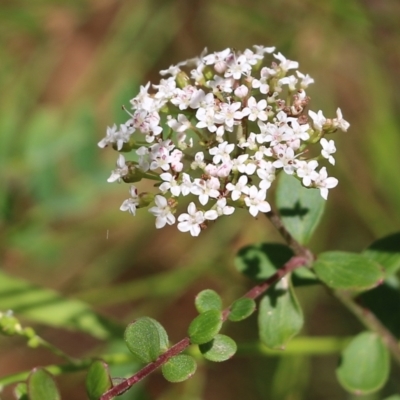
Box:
[242,96,268,121]
[272,145,297,175]
[320,138,336,165]
[159,173,181,196]
[167,114,191,132]
[296,160,319,186]
[107,154,129,183]
[273,52,299,72]
[226,175,249,201]
[177,202,205,236]
[209,141,235,164]
[120,186,139,215]
[234,85,249,98]
[148,195,176,229]
[296,71,314,88]
[309,110,326,131]
[314,167,338,199]
[333,108,350,132]
[244,185,271,217]
[191,177,220,205]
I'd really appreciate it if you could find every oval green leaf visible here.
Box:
[228,298,256,322]
[363,232,400,275]
[199,334,237,362]
[161,354,197,383]
[28,368,61,400]
[235,243,293,281]
[336,332,389,394]
[124,317,168,363]
[313,252,384,291]
[188,309,222,345]
[85,360,113,400]
[258,277,304,349]
[276,173,325,245]
[195,289,222,313]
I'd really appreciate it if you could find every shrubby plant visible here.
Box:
[1,46,400,400]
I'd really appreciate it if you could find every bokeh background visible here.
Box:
[1,0,400,399]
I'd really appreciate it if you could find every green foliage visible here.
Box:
[27,368,61,400]
[363,232,400,275]
[235,243,293,281]
[124,317,169,363]
[199,334,237,362]
[313,252,384,291]
[228,298,256,322]
[195,289,223,313]
[336,332,389,394]
[1,0,400,398]
[14,383,28,400]
[0,271,122,340]
[161,355,197,383]
[258,279,304,349]
[276,173,325,245]
[85,360,113,400]
[188,310,223,345]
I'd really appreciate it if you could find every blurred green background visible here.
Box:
[1,0,400,399]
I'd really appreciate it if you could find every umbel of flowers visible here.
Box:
[99,46,349,236]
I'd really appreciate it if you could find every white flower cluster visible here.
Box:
[99,46,350,236]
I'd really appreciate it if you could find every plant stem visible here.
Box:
[265,209,400,367]
[265,209,313,260]
[100,253,308,400]
[334,290,400,365]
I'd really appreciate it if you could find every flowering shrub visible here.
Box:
[99,46,349,236]
[4,46,400,400]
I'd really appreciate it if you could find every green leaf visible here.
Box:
[161,354,197,383]
[363,232,400,275]
[85,360,113,400]
[28,368,61,400]
[292,267,319,286]
[276,173,325,245]
[258,278,304,349]
[313,252,384,291]
[124,317,168,363]
[235,243,293,281]
[13,383,28,400]
[336,332,389,394]
[228,298,256,322]
[0,271,122,340]
[383,396,400,400]
[199,334,237,362]
[195,289,222,313]
[188,310,223,345]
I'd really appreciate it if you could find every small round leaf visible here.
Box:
[188,309,222,344]
[228,298,256,322]
[336,332,389,394]
[313,252,384,291]
[195,289,222,313]
[124,317,168,363]
[199,334,237,362]
[85,360,113,400]
[161,354,197,383]
[28,368,61,400]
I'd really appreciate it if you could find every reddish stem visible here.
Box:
[100,254,309,400]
